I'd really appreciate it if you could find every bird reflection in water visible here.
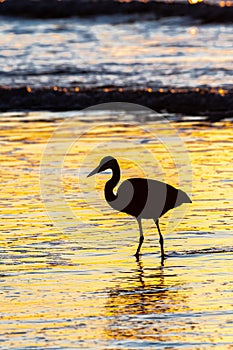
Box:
[104,259,188,342]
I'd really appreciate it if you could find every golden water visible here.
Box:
[0,111,233,349]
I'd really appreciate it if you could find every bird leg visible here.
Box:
[135,218,144,260]
[155,220,165,265]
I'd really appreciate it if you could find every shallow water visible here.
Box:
[0,14,232,89]
[0,110,233,349]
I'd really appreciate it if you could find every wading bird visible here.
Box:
[87,156,191,264]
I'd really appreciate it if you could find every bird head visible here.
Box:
[176,189,192,207]
[87,156,117,177]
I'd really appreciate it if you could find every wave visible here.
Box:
[0,85,232,121]
[0,0,232,24]
[169,246,233,256]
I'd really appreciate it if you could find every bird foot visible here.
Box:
[134,252,141,261]
[161,254,168,266]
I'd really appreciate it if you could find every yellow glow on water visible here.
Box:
[189,26,198,36]
[0,113,233,348]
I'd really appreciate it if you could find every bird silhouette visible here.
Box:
[87,156,191,264]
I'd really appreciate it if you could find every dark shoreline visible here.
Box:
[0,85,232,121]
[0,0,232,23]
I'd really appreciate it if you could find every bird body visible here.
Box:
[111,178,187,220]
[87,156,191,264]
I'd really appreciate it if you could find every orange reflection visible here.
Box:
[219,0,233,6]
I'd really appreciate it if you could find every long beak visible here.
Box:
[87,165,100,178]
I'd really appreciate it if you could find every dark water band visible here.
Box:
[0,0,232,23]
[0,85,232,121]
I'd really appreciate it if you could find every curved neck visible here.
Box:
[104,161,120,202]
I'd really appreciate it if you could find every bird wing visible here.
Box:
[117,178,178,219]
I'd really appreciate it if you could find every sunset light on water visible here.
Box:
[0,111,233,348]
